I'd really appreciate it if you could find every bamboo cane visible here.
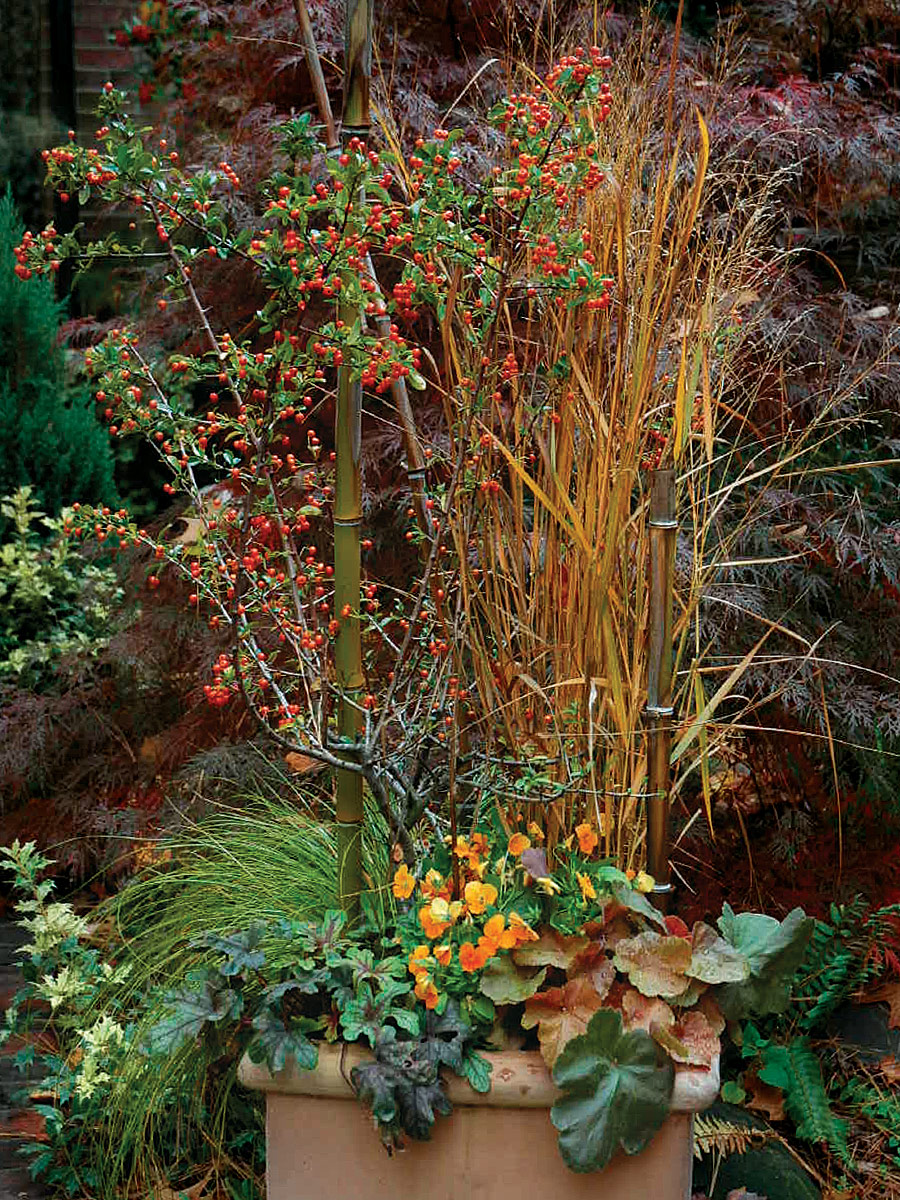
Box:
[292,0,339,150]
[333,0,373,919]
[646,468,677,908]
[290,0,436,548]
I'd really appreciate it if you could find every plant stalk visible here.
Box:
[333,0,373,919]
[646,468,676,907]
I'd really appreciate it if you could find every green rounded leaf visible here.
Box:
[550,1008,674,1173]
[715,906,814,1019]
[687,922,750,985]
[479,956,547,1004]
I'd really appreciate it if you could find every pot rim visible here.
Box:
[238,1044,719,1113]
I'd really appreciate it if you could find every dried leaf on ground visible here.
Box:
[745,1068,786,1120]
[861,982,900,1030]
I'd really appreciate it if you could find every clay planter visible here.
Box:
[238,1044,719,1200]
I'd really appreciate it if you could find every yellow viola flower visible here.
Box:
[408,944,431,977]
[508,911,539,944]
[419,903,451,940]
[392,864,416,900]
[534,875,561,895]
[414,974,441,1009]
[464,880,498,915]
[470,833,490,859]
[577,872,597,902]
[508,833,531,856]
[635,871,655,894]
[420,868,449,901]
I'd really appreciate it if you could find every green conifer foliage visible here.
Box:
[0,189,115,515]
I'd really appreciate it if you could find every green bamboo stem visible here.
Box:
[289,0,438,553]
[292,0,339,150]
[646,468,676,907]
[333,0,373,919]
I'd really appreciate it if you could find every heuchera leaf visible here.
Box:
[249,1010,318,1073]
[479,956,547,1004]
[613,933,692,999]
[620,987,675,1035]
[521,975,608,1068]
[198,923,267,976]
[687,922,750,984]
[715,906,814,1020]
[662,1010,720,1067]
[512,930,589,970]
[551,1008,674,1172]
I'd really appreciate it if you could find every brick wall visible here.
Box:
[72,0,138,136]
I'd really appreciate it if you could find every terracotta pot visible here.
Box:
[239,1044,718,1200]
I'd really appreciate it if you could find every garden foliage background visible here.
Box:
[1,1,900,1195]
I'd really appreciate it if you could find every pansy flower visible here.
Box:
[392,864,416,899]
[482,913,519,951]
[408,944,432,977]
[464,880,498,915]
[508,832,531,856]
[577,871,597,902]
[508,911,539,943]
[419,903,451,939]
[420,868,451,902]
[413,974,440,1009]
[459,941,492,973]
[575,822,598,855]
[430,896,465,925]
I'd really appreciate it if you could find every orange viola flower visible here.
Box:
[508,911,539,944]
[577,871,597,902]
[508,833,531,856]
[575,822,598,855]
[392,864,416,900]
[483,912,518,951]
[419,903,451,940]
[420,868,450,901]
[477,935,500,963]
[527,821,545,842]
[408,944,431,976]
[470,833,489,859]
[464,880,498,915]
[414,974,441,1009]
[459,941,491,973]
[434,944,452,967]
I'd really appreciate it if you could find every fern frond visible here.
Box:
[793,899,900,1030]
[693,1115,763,1160]
[759,1039,849,1158]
